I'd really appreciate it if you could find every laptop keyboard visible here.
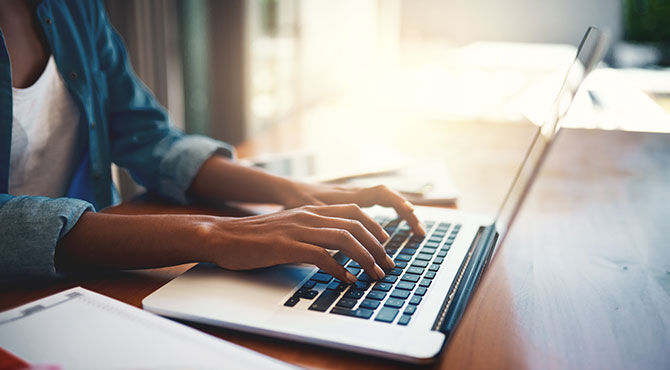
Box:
[284,217,461,326]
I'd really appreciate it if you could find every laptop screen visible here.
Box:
[492,27,609,245]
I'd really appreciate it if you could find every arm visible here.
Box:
[189,155,426,235]
[56,204,394,283]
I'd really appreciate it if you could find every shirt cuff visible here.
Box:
[0,195,94,280]
[157,134,236,204]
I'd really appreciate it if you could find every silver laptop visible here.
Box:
[143,28,608,363]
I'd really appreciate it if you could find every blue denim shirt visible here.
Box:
[0,0,234,279]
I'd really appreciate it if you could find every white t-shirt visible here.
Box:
[9,55,81,198]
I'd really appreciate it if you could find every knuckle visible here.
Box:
[349,219,365,232]
[293,209,313,222]
[373,184,388,192]
[347,203,362,211]
[337,229,354,243]
[314,248,331,263]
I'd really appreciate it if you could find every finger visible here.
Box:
[301,211,394,270]
[356,185,426,236]
[300,227,386,280]
[292,242,356,283]
[305,204,390,243]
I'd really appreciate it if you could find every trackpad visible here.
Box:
[157,263,315,312]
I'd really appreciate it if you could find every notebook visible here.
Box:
[0,287,295,370]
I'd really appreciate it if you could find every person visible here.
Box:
[0,0,425,283]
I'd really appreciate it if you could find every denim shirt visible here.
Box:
[0,0,234,279]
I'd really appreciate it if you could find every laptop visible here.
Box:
[143,27,608,363]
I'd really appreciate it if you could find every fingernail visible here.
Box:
[382,230,390,241]
[404,200,415,211]
[374,265,385,280]
[346,271,357,283]
[385,255,395,269]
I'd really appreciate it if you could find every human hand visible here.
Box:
[279,182,426,236]
[200,204,396,283]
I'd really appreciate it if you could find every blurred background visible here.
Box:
[104,0,670,201]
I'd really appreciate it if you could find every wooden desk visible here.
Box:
[2,123,669,370]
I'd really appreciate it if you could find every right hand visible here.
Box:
[198,204,395,283]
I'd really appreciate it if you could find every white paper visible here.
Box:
[0,287,295,370]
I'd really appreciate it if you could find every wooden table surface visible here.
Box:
[1,120,669,370]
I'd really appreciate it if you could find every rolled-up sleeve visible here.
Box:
[158,135,235,204]
[0,194,94,280]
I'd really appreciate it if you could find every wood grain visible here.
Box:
[2,123,669,370]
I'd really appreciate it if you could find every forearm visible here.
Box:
[55,211,214,272]
[188,155,296,205]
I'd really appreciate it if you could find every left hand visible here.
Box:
[280,182,426,236]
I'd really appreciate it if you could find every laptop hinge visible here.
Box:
[431,224,498,335]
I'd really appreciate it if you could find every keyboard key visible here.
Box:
[401,273,421,283]
[437,250,448,257]
[333,252,350,265]
[312,272,333,283]
[421,247,437,255]
[395,261,408,268]
[395,254,412,262]
[425,241,440,248]
[424,271,436,279]
[354,281,371,290]
[336,298,358,308]
[388,268,403,276]
[415,253,432,261]
[357,273,373,282]
[346,267,361,276]
[381,275,398,283]
[404,305,417,315]
[344,289,365,300]
[331,307,374,319]
[407,266,425,275]
[433,257,444,264]
[429,237,442,243]
[284,296,300,307]
[375,307,399,323]
[348,261,361,268]
[397,314,412,326]
[411,260,429,268]
[309,290,341,312]
[294,288,318,299]
[372,282,393,292]
[409,235,425,242]
[409,296,422,305]
[419,278,432,287]
[429,264,440,271]
[366,290,387,300]
[359,299,381,309]
[414,287,428,296]
[401,247,418,255]
[390,289,411,299]
[384,298,404,308]
[302,280,316,289]
[354,281,370,291]
[327,281,348,291]
[396,281,416,291]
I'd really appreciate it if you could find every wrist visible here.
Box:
[179,215,224,264]
[270,176,302,207]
